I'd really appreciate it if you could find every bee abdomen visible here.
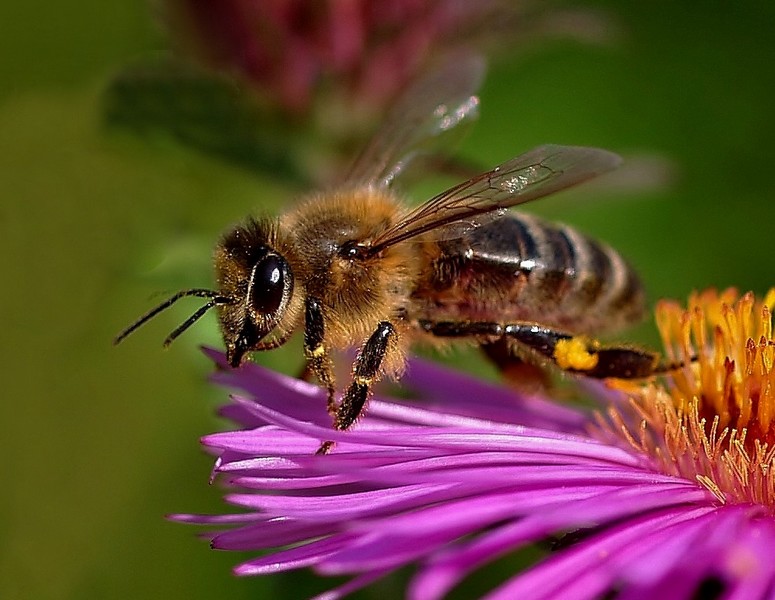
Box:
[416,214,644,335]
[528,217,644,331]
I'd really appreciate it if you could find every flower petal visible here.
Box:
[234,534,357,576]
[410,483,709,600]
[483,506,716,600]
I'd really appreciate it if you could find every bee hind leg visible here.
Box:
[500,324,664,379]
[316,321,396,455]
[481,339,552,393]
[422,319,669,380]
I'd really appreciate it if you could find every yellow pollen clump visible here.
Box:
[600,288,775,507]
[554,337,599,371]
[309,344,326,358]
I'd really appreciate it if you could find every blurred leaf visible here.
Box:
[103,61,307,183]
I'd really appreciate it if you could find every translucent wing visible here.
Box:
[345,54,485,188]
[368,145,622,252]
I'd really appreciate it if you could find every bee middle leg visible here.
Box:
[420,320,665,379]
[304,297,337,416]
[317,321,396,455]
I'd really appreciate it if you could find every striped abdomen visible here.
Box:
[410,213,645,335]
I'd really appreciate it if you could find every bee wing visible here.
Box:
[345,54,485,188]
[369,145,622,251]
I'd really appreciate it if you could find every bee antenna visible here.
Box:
[113,289,233,346]
[161,298,230,347]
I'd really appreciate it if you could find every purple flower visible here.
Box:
[172,289,775,599]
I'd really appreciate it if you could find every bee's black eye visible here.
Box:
[251,254,290,315]
[340,240,368,260]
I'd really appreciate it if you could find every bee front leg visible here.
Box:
[317,321,396,455]
[304,297,336,416]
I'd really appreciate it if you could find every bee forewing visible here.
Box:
[469,144,622,206]
[370,145,622,250]
[345,54,485,188]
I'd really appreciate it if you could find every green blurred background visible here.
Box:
[3,1,775,599]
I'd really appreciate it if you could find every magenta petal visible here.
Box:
[179,349,775,600]
[212,518,335,551]
[484,506,716,600]
[225,483,455,519]
[234,533,357,575]
[409,483,707,600]
[352,487,598,533]
[329,461,687,489]
[310,569,393,600]
[722,527,775,600]
[168,511,261,525]
[616,506,775,600]
[320,527,467,575]
[228,473,360,490]
[208,359,329,427]
[550,512,718,600]
[320,489,599,576]
[203,425,318,454]
[401,359,587,431]
[231,396,644,462]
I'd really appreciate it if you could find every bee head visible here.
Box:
[114,218,295,367]
[215,218,295,367]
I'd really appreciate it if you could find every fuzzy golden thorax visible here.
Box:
[281,187,418,349]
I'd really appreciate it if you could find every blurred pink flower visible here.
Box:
[164,0,500,115]
[162,0,613,119]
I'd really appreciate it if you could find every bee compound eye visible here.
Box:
[340,240,368,260]
[251,254,291,315]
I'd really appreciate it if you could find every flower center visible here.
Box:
[601,289,775,507]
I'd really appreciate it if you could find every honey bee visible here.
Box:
[116,55,664,452]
